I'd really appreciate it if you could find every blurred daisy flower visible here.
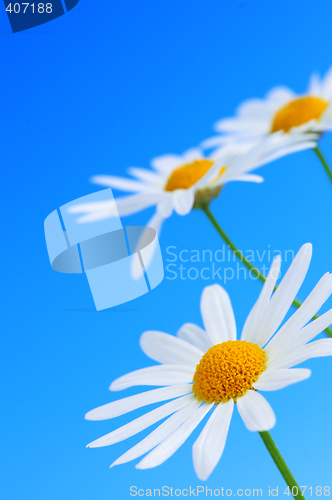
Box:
[85,243,332,480]
[203,67,332,153]
[69,135,315,239]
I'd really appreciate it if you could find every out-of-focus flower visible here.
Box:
[203,68,332,153]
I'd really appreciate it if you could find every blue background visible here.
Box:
[1,1,332,498]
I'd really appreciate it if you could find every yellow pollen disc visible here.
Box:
[164,159,214,192]
[192,340,267,403]
[271,96,328,133]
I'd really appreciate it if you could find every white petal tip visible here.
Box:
[247,417,277,432]
[302,242,313,254]
[110,458,123,468]
[135,461,151,470]
[274,254,282,262]
[85,411,102,421]
[195,472,209,481]
[86,441,101,449]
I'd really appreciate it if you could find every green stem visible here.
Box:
[314,146,332,184]
[259,432,305,500]
[201,205,332,338]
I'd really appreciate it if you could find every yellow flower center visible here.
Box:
[165,159,214,192]
[271,96,328,133]
[192,340,267,403]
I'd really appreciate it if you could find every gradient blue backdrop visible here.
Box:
[1,1,332,499]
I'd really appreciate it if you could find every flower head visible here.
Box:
[85,243,332,480]
[69,137,315,245]
[202,68,332,153]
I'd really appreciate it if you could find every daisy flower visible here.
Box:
[203,67,332,153]
[68,135,315,241]
[85,243,332,481]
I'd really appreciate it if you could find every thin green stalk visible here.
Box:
[314,146,332,184]
[201,205,332,338]
[259,432,305,500]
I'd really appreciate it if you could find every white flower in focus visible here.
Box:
[85,243,332,480]
[203,67,332,152]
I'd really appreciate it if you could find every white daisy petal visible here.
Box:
[237,391,276,432]
[68,200,117,214]
[241,255,281,343]
[91,175,148,193]
[114,192,167,216]
[136,403,213,469]
[177,323,212,352]
[267,308,332,368]
[157,197,173,218]
[201,285,236,344]
[85,385,192,421]
[131,211,166,279]
[316,117,332,131]
[255,141,317,169]
[111,398,199,467]
[251,243,312,347]
[74,211,113,223]
[237,99,274,118]
[182,148,203,163]
[266,86,296,105]
[128,167,165,188]
[321,66,332,99]
[87,395,194,448]
[140,331,204,367]
[308,72,322,95]
[269,339,332,370]
[211,142,256,160]
[291,308,332,349]
[219,135,279,180]
[217,134,315,183]
[110,365,194,391]
[70,192,165,224]
[151,155,183,173]
[215,117,267,134]
[193,400,234,481]
[228,174,264,183]
[172,189,195,216]
[265,273,332,355]
[68,200,119,223]
[253,368,311,391]
[201,135,231,149]
[71,193,168,223]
